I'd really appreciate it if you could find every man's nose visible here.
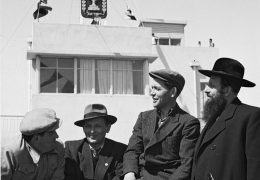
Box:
[204,85,210,95]
[150,89,155,96]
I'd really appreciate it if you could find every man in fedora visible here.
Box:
[1,108,64,180]
[191,57,260,180]
[123,69,200,180]
[64,104,127,180]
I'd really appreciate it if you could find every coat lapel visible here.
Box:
[145,105,181,151]
[78,142,94,179]
[95,139,114,180]
[144,110,158,143]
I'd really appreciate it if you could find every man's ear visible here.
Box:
[32,134,38,141]
[106,124,111,133]
[170,87,177,98]
[223,86,232,96]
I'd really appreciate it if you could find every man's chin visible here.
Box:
[87,138,97,144]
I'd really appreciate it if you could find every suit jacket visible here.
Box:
[123,104,200,180]
[191,98,260,180]
[65,138,127,180]
[1,135,65,180]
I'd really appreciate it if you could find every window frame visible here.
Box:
[36,56,149,95]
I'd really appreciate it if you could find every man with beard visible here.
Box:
[123,69,200,180]
[191,57,260,180]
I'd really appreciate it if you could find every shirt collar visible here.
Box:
[25,142,41,164]
[157,107,175,118]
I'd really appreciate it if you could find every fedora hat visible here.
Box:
[199,57,255,87]
[74,104,117,127]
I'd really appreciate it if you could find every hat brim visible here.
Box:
[199,70,255,87]
[149,72,170,83]
[74,115,117,127]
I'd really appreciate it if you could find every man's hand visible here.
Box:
[123,172,136,180]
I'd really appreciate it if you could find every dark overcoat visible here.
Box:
[65,138,127,180]
[123,104,200,180]
[191,98,260,180]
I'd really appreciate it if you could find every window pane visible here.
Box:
[58,58,74,68]
[170,39,181,46]
[159,38,169,45]
[96,60,110,94]
[40,57,74,93]
[132,60,143,70]
[133,70,143,94]
[40,69,57,92]
[40,58,56,68]
[57,69,74,93]
[77,60,93,94]
[113,60,133,94]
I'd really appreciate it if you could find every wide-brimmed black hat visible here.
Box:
[199,57,255,87]
[149,69,185,93]
[74,104,117,127]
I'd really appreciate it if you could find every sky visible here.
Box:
[1,0,260,106]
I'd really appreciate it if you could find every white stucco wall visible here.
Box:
[32,94,153,144]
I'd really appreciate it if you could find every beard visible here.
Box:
[203,92,227,123]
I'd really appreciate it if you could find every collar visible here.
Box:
[25,142,41,164]
[157,107,175,119]
[88,142,104,157]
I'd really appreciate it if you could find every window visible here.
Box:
[170,39,181,46]
[39,57,146,95]
[40,58,74,93]
[156,38,181,46]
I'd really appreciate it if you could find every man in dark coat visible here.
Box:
[123,69,200,180]
[191,57,260,180]
[65,104,127,180]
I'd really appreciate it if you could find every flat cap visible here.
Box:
[20,108,61,136]
[149,69,185,93]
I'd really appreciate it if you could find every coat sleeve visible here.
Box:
[64,141,79,180]
[246,109,260,180]
[1,147,15,180]
[123,113,144,176]
[111,144,127,180]
[170,118,200,180]
[51,141,65,180]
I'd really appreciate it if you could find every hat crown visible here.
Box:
[149,69,185,93]
[84,104,108,118]
[213,58,244,79]
[20,108,60,135]
[74,104,117,127]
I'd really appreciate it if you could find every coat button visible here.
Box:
[210,144,216,150]
[105,163,108,166]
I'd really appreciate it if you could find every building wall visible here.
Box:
[29,45,218,144]
[1,0,219,145]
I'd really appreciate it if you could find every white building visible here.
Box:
[1,0,218,145]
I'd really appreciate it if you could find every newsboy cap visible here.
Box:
[74,104,117,127]
[149,69,185,93]
[199,57,255,87]
[20,108,61,136]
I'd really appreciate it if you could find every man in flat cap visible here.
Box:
[191,57,260,180]
[64,104,127,180]
[1,108,64,180]
[123,69,200,180]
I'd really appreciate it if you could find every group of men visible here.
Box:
[1,57,260,180]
